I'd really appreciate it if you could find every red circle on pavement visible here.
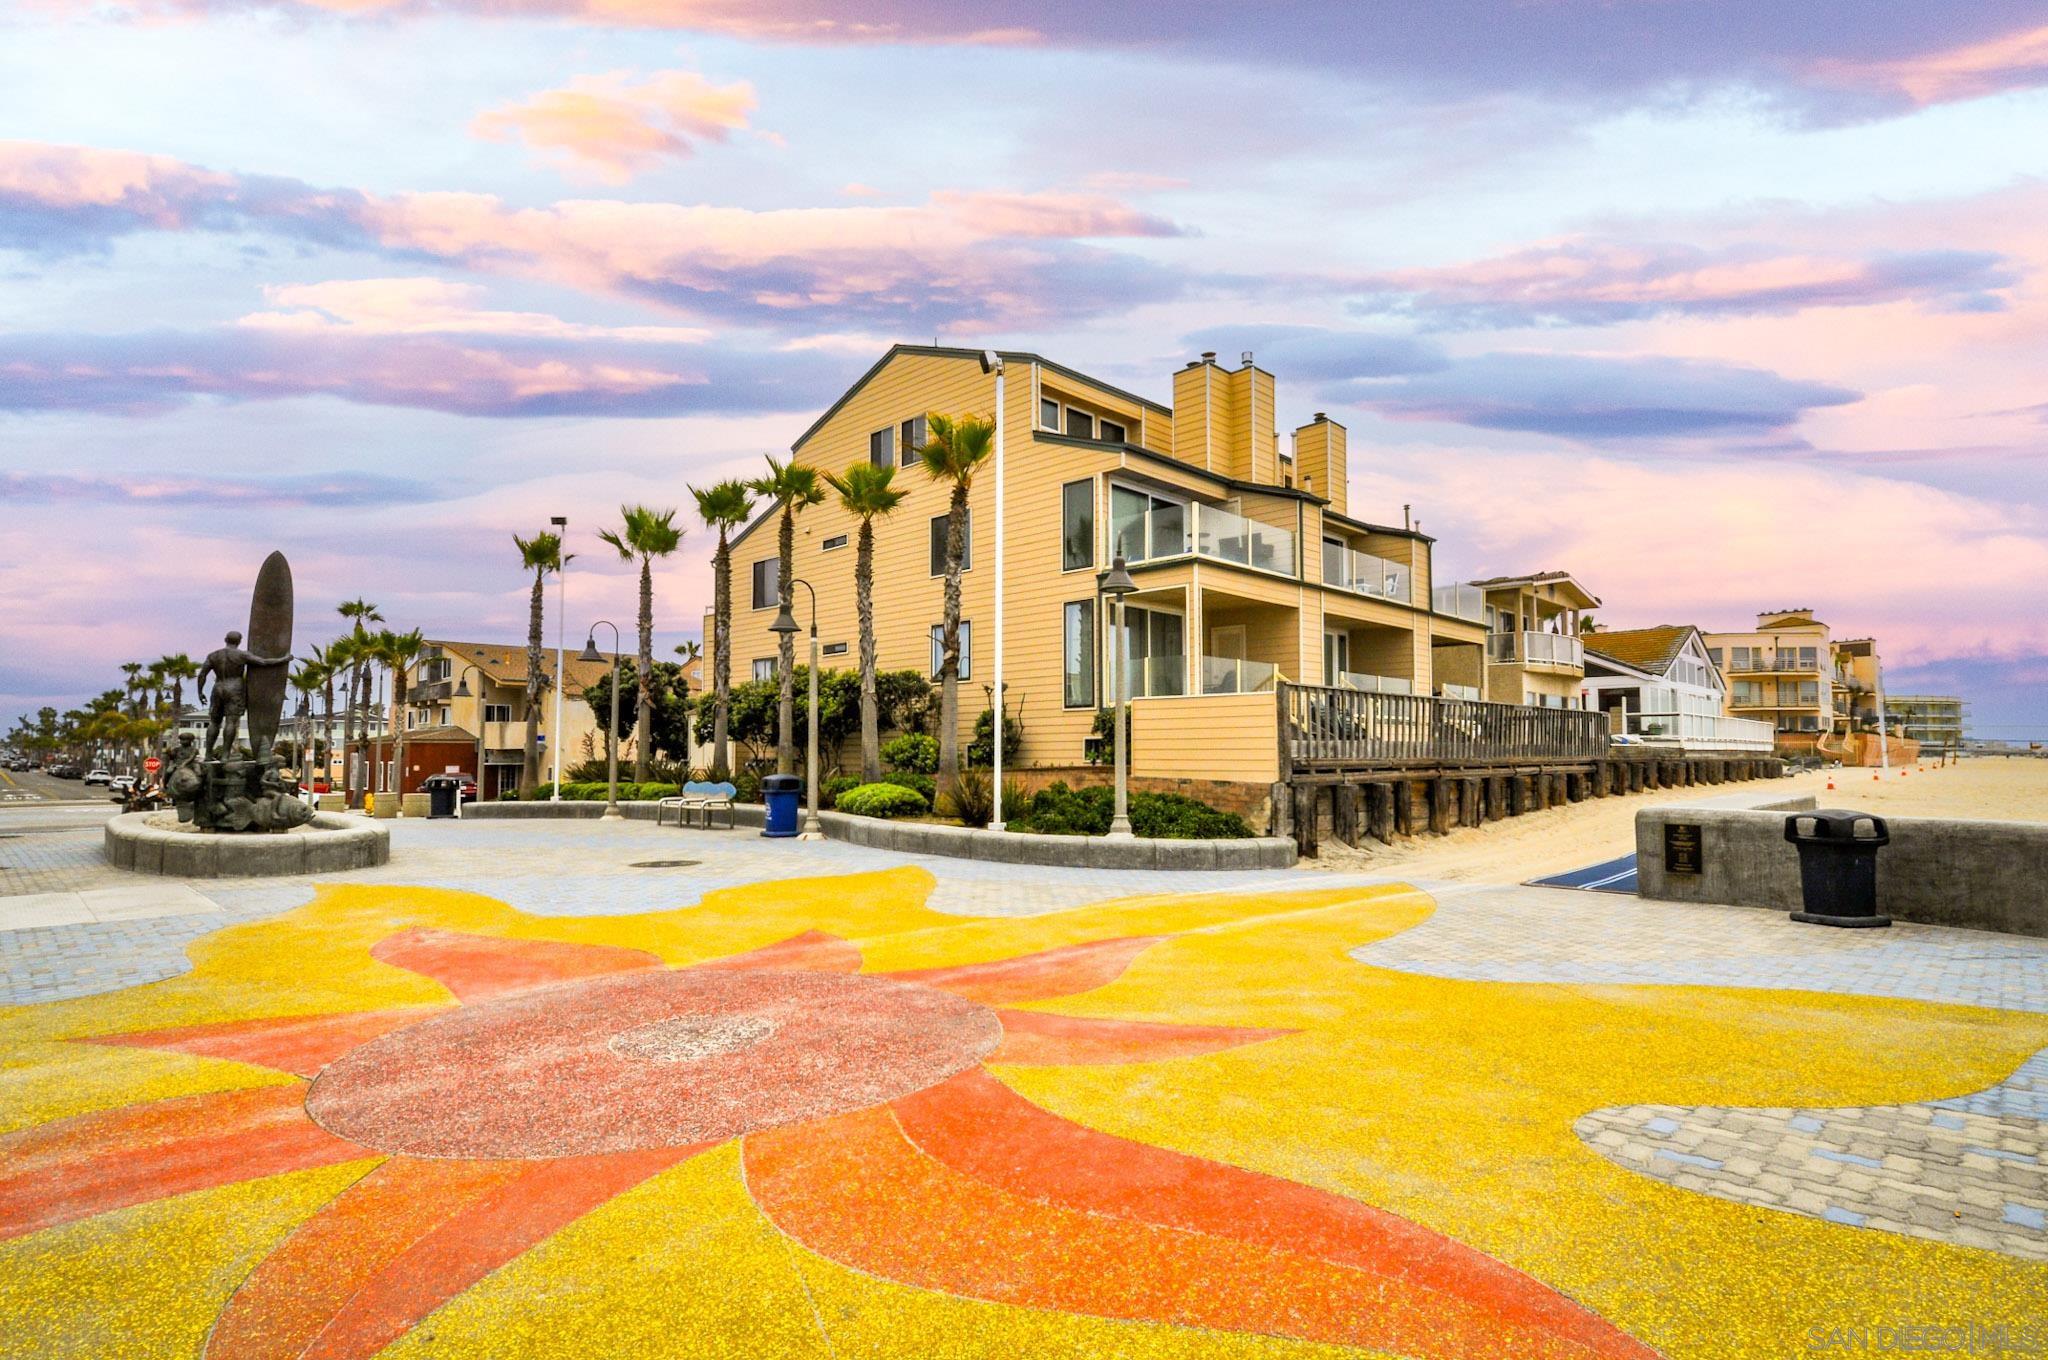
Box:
[306,969,1002,1158]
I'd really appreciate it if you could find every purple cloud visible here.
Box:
[1,470,436,509]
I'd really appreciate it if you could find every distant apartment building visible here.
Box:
[397,639,619,796]
[1831,637,1883,732]
[1582,625,1774,752]
[714,344,1502,784]
[1884,694,1967,749]
[1704,609,1839,747]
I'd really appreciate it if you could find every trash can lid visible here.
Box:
[1784,808,1889,843]
[761,774,804,792]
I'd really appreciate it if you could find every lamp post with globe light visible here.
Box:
[768,577,824,840]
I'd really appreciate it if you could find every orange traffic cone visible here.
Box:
[1825,776,1835,790]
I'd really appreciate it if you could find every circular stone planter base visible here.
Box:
[104,810,390,878]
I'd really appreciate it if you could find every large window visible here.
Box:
[1065,408,1095,439]
[1110,485,1187,563]
[1063,600,1095,708]
[898,415,927,463]
[750,557,778,609]
[930,622,972,679]
[1040,396,1060,429]
[1114,605,1183,698]
[1099,418,1126,445]
[752,658,776,682]
[483,703,512,724]
[929,512,971,575]
[868,428,892,468]
[1061,479,1093,571]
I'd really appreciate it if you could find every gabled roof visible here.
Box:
[399,724,480,742]
[1466,571,1602,609]
[1585,625,1698,677]
[426,640,618,695]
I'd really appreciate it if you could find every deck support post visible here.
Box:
[1332,783,1360,848]
[1292,783,1319,858]
[1392,781,1415,837]
[1366,782,1395,844]
[1428,777,1455,835]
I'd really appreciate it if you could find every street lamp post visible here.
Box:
[550,514,567,801]
[1096,555,1137,840]
[452,664,484,820]
[768,578,824,840]
[580,623,623,820]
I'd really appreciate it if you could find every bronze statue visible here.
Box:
[196,630,292,761]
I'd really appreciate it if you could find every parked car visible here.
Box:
[110,775,137,794]
[84,769,114,786]
[51,765,82,779]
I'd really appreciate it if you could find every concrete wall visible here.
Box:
[1636,801,2046,937]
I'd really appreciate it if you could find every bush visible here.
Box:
[880,770,935,805]
[882,732,939,774]
[943,768,995,827]
[965,706,1023,769]
[1085,708,1125,766]
[733,768,763,804]
[834,781,929,819]
[822,774,860,809]
[1011,782,1251,840]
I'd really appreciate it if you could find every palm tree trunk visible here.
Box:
[712,535,732,780]
[775,507,796,777]
[391,671,408,807]
[522,569,545,795]
[938,483,968,797]
[857,518,880,782]
[635,556,654,782]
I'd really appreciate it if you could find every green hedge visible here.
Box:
[1010,782,1252,839]
[833,782,929,819]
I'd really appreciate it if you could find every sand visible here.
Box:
[1306,755,2048,886]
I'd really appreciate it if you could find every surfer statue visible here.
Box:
[196,630,293,761]
[169,551,303,832]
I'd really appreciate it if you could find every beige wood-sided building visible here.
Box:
[715,345,1492,788]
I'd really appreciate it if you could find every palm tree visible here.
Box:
[336,599,383,805]
[746,458,824,777]
[690,479,756,781]
[672,641,702,703]
[157,653,196,757]
[914,411,995,798]
[291,658,330,786]
[306,642,342,795]
[373,629,426,807]
[598,505,685,783]
[513,530,567,796]
[825,462,905,782]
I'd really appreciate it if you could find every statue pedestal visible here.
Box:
[177,758,312,833]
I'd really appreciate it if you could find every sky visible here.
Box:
[2,1,2045,740]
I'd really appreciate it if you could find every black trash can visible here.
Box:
[426,778,459,820]
[761,774,803,838]
[1784,809,1890,927]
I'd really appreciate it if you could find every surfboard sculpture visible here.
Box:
[244,551,294,758]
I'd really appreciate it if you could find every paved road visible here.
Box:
[0,766,114,806]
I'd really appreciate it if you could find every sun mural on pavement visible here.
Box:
[0,868,2042,1359]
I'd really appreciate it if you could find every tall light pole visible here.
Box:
[452,663,483,819]
[988,352,1007,830]
[580,622,623,820]
[550,513,567,801]
[769,578,823,840]
[1097,555,1137,839]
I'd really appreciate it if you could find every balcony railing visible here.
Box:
[1486,631,1584,668]
[1619,712,1776,752]
[1200,656,1278,695]
[1283,684,1610,768]
[1191,503,1294,575]
[1335,670,1412,695]
[1115,654,1185,699]
[1726,659,1823,675]
[1439,683,1481,701]
[1432,582,1486,623]
[1321,546,1412,605]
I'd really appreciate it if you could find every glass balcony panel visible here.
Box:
[1432,582,1486,622]
[1149,500,1187,559]
[1201,656,1277,694]
[1337,670,1412,695]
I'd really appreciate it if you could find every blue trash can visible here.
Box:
[761,774,803,838]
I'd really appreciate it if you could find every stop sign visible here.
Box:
[144,757,161,773]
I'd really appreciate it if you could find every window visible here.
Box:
[752,658,776,682]
[1061,479,1093,572]
[438,706,450,728]
[929,511,971,575]
[1098,418,1126,445]
[822,534,848,552]
[1065,408,1095,440]
[868,428,892,468]
[418,657,451,683]
[1707,648,1723,667]
[483,703,512,724]
[1040,396,1060,429]
[750,557,778,609]
[822,641,848,657]
[1110,485,1186,563]
[930,622,972,679]
[1114,606,1183,698]
[1063,600,1095,708]
[899,415,926,462]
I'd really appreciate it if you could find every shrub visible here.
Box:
[822,774,860,809]
[733,768,763,804]
[1085,708,1126,766]
[880,770,935,805]
[965,706,1023,768]
[834,781,929,819]
[943,768,995,827]
[1011,782,1251,839]
[882,732,939,774]
[636,782,681,801]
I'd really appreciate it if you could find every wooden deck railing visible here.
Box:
[1281,683,1610,770]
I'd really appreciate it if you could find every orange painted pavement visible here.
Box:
[369,928,663,1003]
[696,929,863,974]
[883,935,1167,1004]
[744,1099,1653,1360]
[0,1084,372,1242]
[81,1008,448,1078]
[988,1008,1296,1065]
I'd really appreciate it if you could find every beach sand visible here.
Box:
[1307,755,2048,886]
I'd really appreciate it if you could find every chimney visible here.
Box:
[1293,413,1347,517]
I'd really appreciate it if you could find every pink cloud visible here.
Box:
[238,277,712,342]
[472,69,757,183]
[1810,23,2048,107]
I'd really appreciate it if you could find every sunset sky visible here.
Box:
[3,2,2045,739]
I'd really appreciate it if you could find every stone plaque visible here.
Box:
[1664,822,1704,876]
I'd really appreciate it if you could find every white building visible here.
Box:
[1582,626,1774,753]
